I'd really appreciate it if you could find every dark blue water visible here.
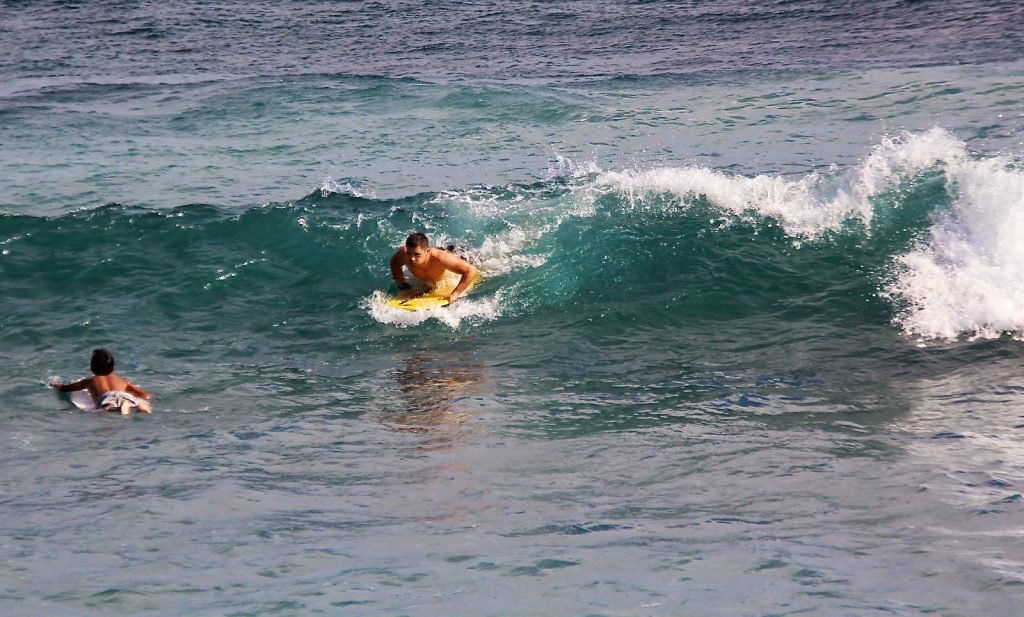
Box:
[3,2,1024,615]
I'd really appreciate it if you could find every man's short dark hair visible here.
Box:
[91,348,115,375]
[405,232,429,250]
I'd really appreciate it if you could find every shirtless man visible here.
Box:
[390,232,478,303]
[51,348,152,414]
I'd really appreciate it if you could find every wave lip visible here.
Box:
[593,128,969,239]
[595,165,833,237]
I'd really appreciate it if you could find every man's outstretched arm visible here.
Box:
[390,250,411,289]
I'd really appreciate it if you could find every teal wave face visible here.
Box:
[0,167,938,342]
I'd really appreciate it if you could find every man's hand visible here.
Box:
[448,291,462,304]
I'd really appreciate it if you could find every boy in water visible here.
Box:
[390,232,478,303]
[50,348,152,414]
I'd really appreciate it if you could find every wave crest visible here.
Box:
[888,154,1024,341]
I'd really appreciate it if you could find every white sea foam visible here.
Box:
[592,127,968,238]
[428,185,556,275]
[474,227,548,277]
[887,153,1024,341]
[365,290,502,329]
[598,165,831,235]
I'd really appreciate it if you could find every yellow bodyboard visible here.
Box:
[386,274,480,312]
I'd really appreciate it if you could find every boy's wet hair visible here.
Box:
[90,348,115,375]
[405,232,429,250]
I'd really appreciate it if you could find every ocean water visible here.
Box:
[3,1,1024,615]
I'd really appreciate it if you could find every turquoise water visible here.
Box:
[3,2,1024,615]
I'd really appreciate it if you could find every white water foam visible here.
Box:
[592,128,969,238]
[365,289,502,329]
[597,164,828,235]
[887,152,1024,341]
[473,227,548,277]
[427,186,556,275]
